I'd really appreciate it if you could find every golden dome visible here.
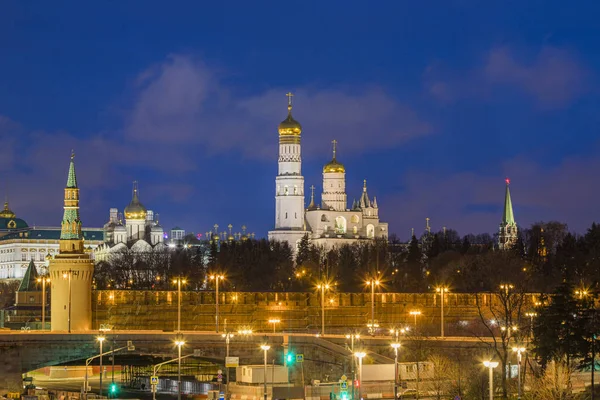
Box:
[0,201,16,219]
[278,93,302,136]
[323,139,345,173]
[323,159,345,173]
[124,182,147,220]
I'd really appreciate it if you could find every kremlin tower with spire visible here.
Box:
[49,152,94,332]
[498,178,518,250]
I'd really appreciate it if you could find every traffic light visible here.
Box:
[109,382,118,397]
[285,351,295,365]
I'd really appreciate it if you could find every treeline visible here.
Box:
[92,221,600,294]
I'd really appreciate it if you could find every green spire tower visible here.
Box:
[50,150,94,332]
[59,150,83,252]
[498,178,518,250]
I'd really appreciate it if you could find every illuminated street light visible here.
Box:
[260,344,271,400]
[391,343,401,400]
[36,276,50,330]
[366,278,381,336]
[174,336,186,400]
[222,332,235,396]
[483,360,499,400]
[346,333,360,400]
[209,274,225,332]
[354,351,367,400]
[172,277,187,332]
[435,286,449,337]
[268,318,281,333]
[317,282,331,335]
[97,335,106,397]
[409,310,421,330]
[512,347,526,400]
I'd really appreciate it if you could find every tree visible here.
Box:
[472,276,528,399]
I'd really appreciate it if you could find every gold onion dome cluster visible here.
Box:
[278,104,302,136]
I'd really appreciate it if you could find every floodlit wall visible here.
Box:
[91,290,539,335]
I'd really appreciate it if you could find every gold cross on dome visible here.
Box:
[286,92,294,106]
[332,139,337,158]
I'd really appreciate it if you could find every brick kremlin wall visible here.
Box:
[92,291,539,336]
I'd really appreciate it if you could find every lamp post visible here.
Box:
[37,276,50,330]
[223,332,234,397]
[210,274,225,333]
[317,283,330,335]
[409,310,421,330]
[354,351,366,400]
[483,360,498,400]
[175,336,185,400]
[366,279,380,336]
[261,344,270,400]
[512,347,526,400]
[435,287,449,337]
[172,278,187,332]
[97,335,105,397]
[391,343,401,400]
[525,312,537,339]
[62,270,72,333]
[268,318,281,333]
[346,334,360,400]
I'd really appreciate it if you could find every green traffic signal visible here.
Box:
[285,352,295,365]
[109,383,118,394]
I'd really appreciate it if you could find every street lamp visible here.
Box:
[354,351,367,400]
[391,343,401,400]
[366,279,380,336]
[260,344,270,400]
[483,360,499,400]
[97,335,105,397]
[500,283,514,295]
[512,347,526,400]
[317,283,331,335]
[172,277,187,332]
[268,318,281,333]
[346,334,360,400]
[62,270,72,333]
[409,310,421,330]
[435,286,449,337]
[36,276,50,330]
[174,336,185,400]
[525,312,537,338]
[210,274,225,333]
[222,332,234,397]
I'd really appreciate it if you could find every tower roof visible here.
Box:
[124,181,147,220]
[323,139,345,173]
[17,260,40,292]
[66,150,78,188]
[278,92,302,136]
[502,178,516,225]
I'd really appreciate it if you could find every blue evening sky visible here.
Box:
[1,1,599,239]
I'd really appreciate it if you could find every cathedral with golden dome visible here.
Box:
[268,93,388,250]
[94,181,165,261]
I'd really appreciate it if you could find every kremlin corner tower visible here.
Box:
[49,152,94,332]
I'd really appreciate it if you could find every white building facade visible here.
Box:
[94,182,165,262]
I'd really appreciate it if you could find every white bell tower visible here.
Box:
[269,93,310,248]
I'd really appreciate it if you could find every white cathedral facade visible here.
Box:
[94,182,165,261]
[268,93,388,249]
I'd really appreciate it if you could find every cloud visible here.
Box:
[425,45,588,109]
[484,46,587,108]
[384,147,600,240]
[125,54,432,160]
